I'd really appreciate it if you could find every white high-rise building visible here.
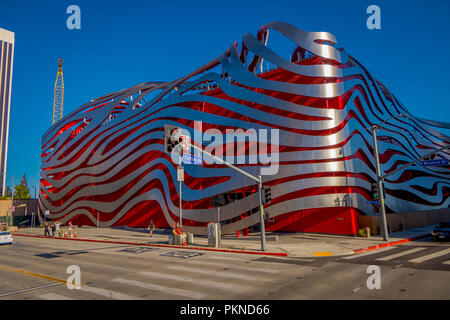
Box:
[0,28,14,196]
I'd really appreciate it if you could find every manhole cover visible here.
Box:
[160,251,203,258]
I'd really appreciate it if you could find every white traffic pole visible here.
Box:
[372,125,389,241]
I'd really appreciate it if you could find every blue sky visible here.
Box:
[0,0,449,193]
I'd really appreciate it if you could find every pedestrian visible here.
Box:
[147,220,155,237]
[51,224,56,237]
[44,223,51,237]
[55,222,61,237]
[68,221,73,238]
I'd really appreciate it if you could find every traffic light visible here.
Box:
[263,186,272,204]
[371,183,379,200]
[164,124,182,154]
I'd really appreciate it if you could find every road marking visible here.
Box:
[0,283,61,298]
[38,293,74,300]
[376,247,427,261]
[206,255,246,262]
[111,278,206,299]
[443,260,450,265]
[167,265,262,281]
[408,248,450,264]
[352,286,362,293]
[312,252,334,257]
[187,260,279,274]
[0,264,67,284]
[139,271,246,291]
[80,285,140,300]
[343,247,395,259]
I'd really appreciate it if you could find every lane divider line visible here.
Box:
[0,264,67,284]
[0,283,62,298]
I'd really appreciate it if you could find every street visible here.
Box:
[0,236,449,300]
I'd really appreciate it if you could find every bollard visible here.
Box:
[168,234,174,245]
[187,232,194,245]
[364,227,371,238]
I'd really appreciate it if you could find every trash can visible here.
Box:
[207,223,221,248]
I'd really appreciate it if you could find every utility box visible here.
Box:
[208,223,221,248]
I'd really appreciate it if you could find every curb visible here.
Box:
[353,233,431,253]
[14,233,288,257]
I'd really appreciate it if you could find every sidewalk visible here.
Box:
[14,225,434,258]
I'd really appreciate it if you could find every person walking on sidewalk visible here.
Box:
[44,223,51,237]
[55,222,61,237]
[147,220,155,237]
[51,223,56,237]
[68,222,73,238]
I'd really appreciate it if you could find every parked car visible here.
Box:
[431,221,450,241]
[0,231,13,245]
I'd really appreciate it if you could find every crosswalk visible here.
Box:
[5,245,449,300]
[343,245,450,267]
[21,253,287,300]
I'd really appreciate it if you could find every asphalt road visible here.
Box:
[0,236,448,300]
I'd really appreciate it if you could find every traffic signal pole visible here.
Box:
[164,124,267,251]
[258,175,266,252]
[190,144,267,251]
[371,125,389,241]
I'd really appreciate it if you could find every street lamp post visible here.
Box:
[9,176,14,228]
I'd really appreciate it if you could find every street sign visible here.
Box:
[177,167,184,182]
[9,206,15,212]
[421,159,448,166]
[367,200,380,206]
[182,152,203,165]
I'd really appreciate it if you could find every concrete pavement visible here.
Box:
[14,224,436,258]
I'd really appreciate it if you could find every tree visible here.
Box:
[14,184,30,199]
[4,186,12,197]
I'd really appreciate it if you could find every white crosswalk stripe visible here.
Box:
[408,248,450,264]
[38,293,74,300]
[139,270,247,291]
[206,255,247,262]
[167,265,263,281]
[111,278,206,299]
[375,247,427,261]
[343,247,395,259]
[187,260,279,273]
[80,285,141,300]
